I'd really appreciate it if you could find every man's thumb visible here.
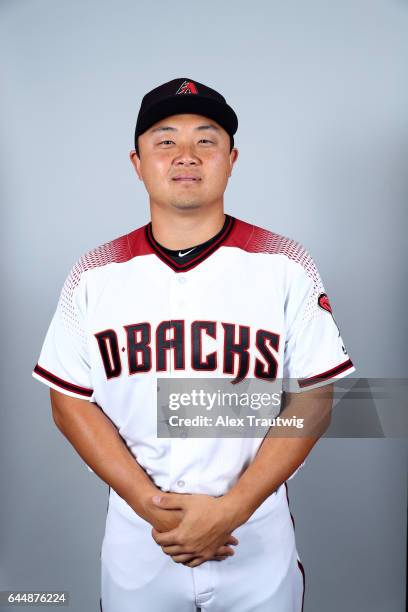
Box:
[151,494,182,509]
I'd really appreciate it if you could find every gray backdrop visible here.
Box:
[1,0,407,610]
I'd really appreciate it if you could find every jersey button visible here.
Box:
[177,480,185,488]
[178,275,186,284]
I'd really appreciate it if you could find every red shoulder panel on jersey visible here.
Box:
[60,228,152,336]
[298,358,354,388]
[127,224,154,258]
[225,217,321,285]
[33,364,94,397]
[65,232,136,292]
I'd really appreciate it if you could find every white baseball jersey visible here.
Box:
[32,214,355,497]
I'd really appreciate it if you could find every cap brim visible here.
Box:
[136,95,238,140]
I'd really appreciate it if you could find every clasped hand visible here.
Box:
[149,493,239,568]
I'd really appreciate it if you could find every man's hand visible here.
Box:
[142,494,184,533]
[150,492,239,567]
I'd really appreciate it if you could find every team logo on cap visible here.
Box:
[318,293,332,314]
[176,80,198,95]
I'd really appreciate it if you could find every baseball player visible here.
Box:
[32,77,355,611]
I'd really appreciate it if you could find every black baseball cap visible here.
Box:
[134,78,238,151]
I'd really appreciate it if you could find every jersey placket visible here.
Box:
[167,270,198,494]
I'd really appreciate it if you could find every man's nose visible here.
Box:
[174,145,199,164]
[176,158,197,165]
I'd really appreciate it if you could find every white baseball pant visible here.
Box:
[100,483,305,611]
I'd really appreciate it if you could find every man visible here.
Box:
[32,77,355,611]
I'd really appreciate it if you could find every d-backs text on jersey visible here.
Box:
[94,320,279,382]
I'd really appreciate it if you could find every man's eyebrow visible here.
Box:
[149,124,220,134]
[150,126,177,133]
[195,124,220,132]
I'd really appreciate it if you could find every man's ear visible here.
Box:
[129,150,143,181]
[228,147,239,177]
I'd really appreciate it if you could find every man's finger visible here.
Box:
[182,557,203,567]
[185,557,206,568]
[171,553,197,564]
[215,546,235,557]
[151,526,180,546]
[162,544,193,555]
[226,535,239,545]
[151,494,185,510]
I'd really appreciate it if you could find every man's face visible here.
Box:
[130,113,238,211]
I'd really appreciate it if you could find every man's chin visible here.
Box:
[170,200,202,210]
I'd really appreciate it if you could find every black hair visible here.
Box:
[134,134,235,159]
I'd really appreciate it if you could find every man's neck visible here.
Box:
[149,205,226,250]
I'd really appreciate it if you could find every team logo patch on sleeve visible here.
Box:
[318,292,343,340]
[318,293,332,314]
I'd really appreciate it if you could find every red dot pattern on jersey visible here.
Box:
[243,225,326,326]
[59,234,131,345]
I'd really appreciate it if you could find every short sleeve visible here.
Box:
[282,252,355,392]
[32,262,94,401]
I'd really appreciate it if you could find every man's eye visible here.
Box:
[158,139,214,146]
